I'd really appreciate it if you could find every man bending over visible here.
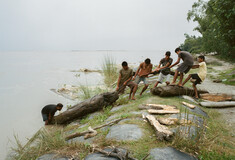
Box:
[133,58,153,96]
[116,61,138,100]
[41,103,63,125]
[169,48,194,86]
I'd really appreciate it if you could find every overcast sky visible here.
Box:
[0,0,199,51]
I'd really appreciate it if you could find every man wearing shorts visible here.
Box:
[181,55,207,99]
[116,61,138,100]
[153,51,173,88]
[169,48,194,86]
[133,58,153,96]
[41,103,63,125]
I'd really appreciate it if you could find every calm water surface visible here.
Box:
[0,50,178,159]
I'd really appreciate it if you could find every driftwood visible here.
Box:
[151,85,208,97]
[84,127,97,139]
[157,117,191,125]
[53,92,119,124]
[200,101,235,108]
[144,114,173,141]
[65,118,123,140]
[200,93,235,102]
[182,101,196,109]
[139,104,179,115]
[148,109,180,114]
[139,104,177,110]
[92,146,138,160]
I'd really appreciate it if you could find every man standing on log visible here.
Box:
[116,61,138,100]
[181,55,207,99]
[169,48,194,86]
[153,51,173,88]
[41,103,63,125]
[133,58,153,96]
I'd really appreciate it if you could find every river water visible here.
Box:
[0,50,178,159]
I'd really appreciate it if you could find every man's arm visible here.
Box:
[123,76,132,85]
[169,57,180,68]
[157,62,171,71]
[116,74,121,91]
[191,65,199,69]
[133,66,140,80]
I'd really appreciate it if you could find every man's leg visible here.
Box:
[193,83,199,98]
[131,84,138,100]
[154,81,159,88]
[171,70,179,85]
[182,74,192,86]
[177,73,184,86]
[140,84,149,96]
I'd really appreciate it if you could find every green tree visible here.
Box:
[183,0,235,59]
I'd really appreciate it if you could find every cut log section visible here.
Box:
[144,114,173,141]
[148,109,180,115]
[200,101,235,108]
[182,101,196,109]
[52,91,119,124]
[151,85,208,97]
[200,93,234,102]
[157,117,191,125]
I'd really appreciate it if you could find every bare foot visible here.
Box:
[169,83,176,86]
[177,83,183,87]
[140,93,142,96]
[131,97,136,100]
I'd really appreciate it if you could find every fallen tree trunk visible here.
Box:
[144,114,173,141]
[53,92,119,124]
[200,101,235,108]
[151,85,208,97]
[200,93,235,102]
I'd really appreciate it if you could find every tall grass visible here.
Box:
[10,128,91,160]
[101,55,118,87]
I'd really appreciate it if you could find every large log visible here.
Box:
[200,101,235,108]
[151,85,208,97]
[53,92,119,124]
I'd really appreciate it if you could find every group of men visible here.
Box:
[41,47,207,125]
[116,47,207,100]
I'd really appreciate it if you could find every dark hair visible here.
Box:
[198,55,205,61]
[57,103,63,108]
[122,61,128,66]
[165,51,171,56]
[175,48,181,53]
[145,58,151,64]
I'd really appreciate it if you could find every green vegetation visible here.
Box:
[101,55,118,87]
[180,0,235,61]
[216,68,235,86]
[10,89,235,159]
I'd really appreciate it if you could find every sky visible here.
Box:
[0,0,199,51]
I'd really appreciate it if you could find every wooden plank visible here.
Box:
[182,101,196,109]
[148,109,179,114]
[200,93,233,102]
[145,114,173,141]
